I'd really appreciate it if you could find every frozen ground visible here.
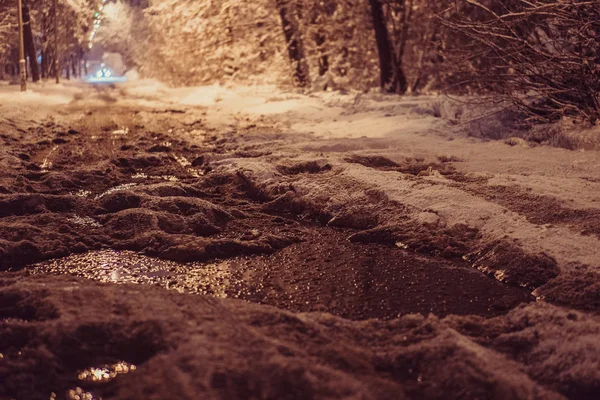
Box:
[0,80,599,399]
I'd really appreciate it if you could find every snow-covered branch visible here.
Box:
[443,0,600,124]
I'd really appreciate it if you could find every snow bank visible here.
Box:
[0,82,81,105]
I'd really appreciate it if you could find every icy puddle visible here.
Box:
[31,250,243,298]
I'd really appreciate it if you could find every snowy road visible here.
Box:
[0,83,599,399]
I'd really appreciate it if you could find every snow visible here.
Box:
[0,82,83,105]
[125,82,597,292]
[1,80,599,399]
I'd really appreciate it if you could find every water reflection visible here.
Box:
[31,250,240,298]
[78,361,136,383]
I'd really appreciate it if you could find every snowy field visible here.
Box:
[0,81,599,399]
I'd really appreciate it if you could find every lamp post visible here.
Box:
[17,0,26,91]
[53,0,59,83]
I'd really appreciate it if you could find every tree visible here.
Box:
[369,0,395,92]
[367,0,413,94]
[275,0,310,87]
[27,0,97,80]
[0,2,16,78]
[84,0,461,95]
[444,0,600,124]
[23,0,40,82]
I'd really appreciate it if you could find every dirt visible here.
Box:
[1,87,599,399]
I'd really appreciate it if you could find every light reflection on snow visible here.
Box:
[41,145,59,172]
[66,215,102,228]
[173,154,201,177]
[111,127,129,135]
[131,173,180,181]
[70,189,91,198]
[94,183,138,199]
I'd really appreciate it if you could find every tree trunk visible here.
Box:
[47,54,55,77]
[368,0,407,94]
[275,0,310,87]
[310,3,332,77]
[314,27,328,76]
[393,0,412,94]
[23,1,40,82]
[41,11,47,79]
[72,56,77,78]
[41,50,46,78]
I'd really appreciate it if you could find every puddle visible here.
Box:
[29,229,534,321]
[31,250,242,298]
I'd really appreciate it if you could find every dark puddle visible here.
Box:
[31,226,533,321]
[229,228,533,320]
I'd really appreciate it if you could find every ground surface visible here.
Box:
[0,81,599,399]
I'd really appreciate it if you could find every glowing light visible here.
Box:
[77,362,137,383]
[96,70,103,78]
[67,387,97,400]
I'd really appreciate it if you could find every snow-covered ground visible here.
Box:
[1,80,599,399]
[110,79,600,278]
[0,80,84,105]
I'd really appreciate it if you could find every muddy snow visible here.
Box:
[0,82,599,399]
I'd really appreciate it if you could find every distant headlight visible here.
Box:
[104,69,112,77]
[96,70,103,78]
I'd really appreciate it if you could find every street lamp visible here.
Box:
[17,0,26,91]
